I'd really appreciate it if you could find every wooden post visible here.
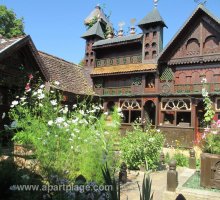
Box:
[167,160,178,192]
[189,149,196,169]
[119,162,127,184]
[159,152,166,170]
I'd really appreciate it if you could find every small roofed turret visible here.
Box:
[138,7,167,29]
[81,20,105,39]
[84,4,112,28]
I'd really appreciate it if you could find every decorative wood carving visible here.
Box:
[168,16,220,65]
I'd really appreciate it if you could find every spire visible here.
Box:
[84,4,112,28]
[138,6,167,28]
[81,21,105,39]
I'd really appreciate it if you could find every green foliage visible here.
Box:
[203,133,220,154]
[9,79,120,183]
[139,173,153,200]
[0,159,44,200]
[173,151,188,167]
[0,5,25,38]
[120,126,164,170]
[102,164,120,200]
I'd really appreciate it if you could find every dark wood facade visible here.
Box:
[82,5,220,147]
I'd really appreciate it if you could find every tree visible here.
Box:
[0,5,25,38]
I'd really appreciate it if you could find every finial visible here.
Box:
[154,0,159,7]
[118,21,125,37]
[130,18,136,35]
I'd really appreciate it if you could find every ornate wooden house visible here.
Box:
[82,4,220,147]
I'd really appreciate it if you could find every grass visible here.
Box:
[183,171,220,193]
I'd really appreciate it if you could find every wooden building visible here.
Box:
[0,35,93,131]
[82,4,220,147]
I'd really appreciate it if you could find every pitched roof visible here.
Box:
[138,7,167,27]
[93,34,143,48]
[0,35,49,80]
[39,51,94,95]
[81,21,105,39]
[84,5,112,28]
[158,5,220,62]
[0,37,23,53]
[91,63,156,76]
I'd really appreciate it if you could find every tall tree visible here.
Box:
[0,5,25,38]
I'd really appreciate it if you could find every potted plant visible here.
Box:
[200,78,220,189]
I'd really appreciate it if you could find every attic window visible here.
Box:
[153,31,157,37]
[145,51,150,59]
[152,51,157,59]
[145,43,150,49]
[152,42,157,48]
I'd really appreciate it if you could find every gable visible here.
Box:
[159,6,220,65]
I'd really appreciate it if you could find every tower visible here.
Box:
[138,1,167,63]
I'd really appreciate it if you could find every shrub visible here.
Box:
[9,79,121,184]
[120,125,164,170]
[173,151,188,167]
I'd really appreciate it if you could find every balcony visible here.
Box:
[96,54,142,67]
[103,87,131,96]
[174,83,220,94]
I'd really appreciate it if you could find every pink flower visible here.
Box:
[28,74,33,80]
[202,133,206,139]
[25,83,31,92]
[204,127,210,133]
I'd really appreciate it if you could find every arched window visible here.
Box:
[152,50,157,59]
[152,42,157,48]
[145,51,149,59]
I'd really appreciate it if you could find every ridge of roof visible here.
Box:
[158,5,220,61]
[138,7,166,27]
[93,34,143,47]
[81,21,105,39]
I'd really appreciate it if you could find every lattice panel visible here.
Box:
[120,100,141,110]
[160,67,174,81]
[161,99,191,111]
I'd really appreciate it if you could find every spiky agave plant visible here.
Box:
[102,164,120,200]
[138,173,153,200]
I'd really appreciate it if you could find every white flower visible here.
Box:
[50,100,57,106]
[71,146,74,149]
[40,84,45,89]
[50,90,55,93]
[104,112,108,115]
[46,132,50,136]
[69,138,73,141]
[71,133,75,137]
[11,100,19,107]
[2,112,5,119]
[37,89,43,94]
[72,118,79,123]
[32,91,38,96]
[79,110,85,115]
[48,120,53,126]
[202,88,208,97]
[38,93,45,100]
[54,81,60,86]
[63,122,69,127]
[63,107,68,114]
[39,103,43,107]
[117,107,122,112]
[72,104,77,108]
[55,117,65,124]
[157,129,160,132]
[16,96,19,99]
[20,97,26,102]
[74,128,80,133]
[201,77,207,83]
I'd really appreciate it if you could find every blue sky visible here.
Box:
[1,0,220,64]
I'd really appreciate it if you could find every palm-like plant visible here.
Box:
[138,173,153,200]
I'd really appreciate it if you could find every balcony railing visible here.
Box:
[96,54,142,67]
[103,87,131,96]
[174,83,220,94]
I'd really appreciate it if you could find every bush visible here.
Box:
[120,125,164,170]
[173,151,188,167]
[9,79,121,184]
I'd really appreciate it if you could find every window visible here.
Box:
[146,33,149,38]
[145,51,149,59]
[161,98,191,127]
[145,73,155,88]
[145,43,150,49]
[153,31,157,37]
[120,99,142,124]
[215,98,220,111]
[152,51,157,59]
[152,42,157,48]
[91,59,94,65]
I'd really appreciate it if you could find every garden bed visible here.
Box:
[183,171,220,192]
